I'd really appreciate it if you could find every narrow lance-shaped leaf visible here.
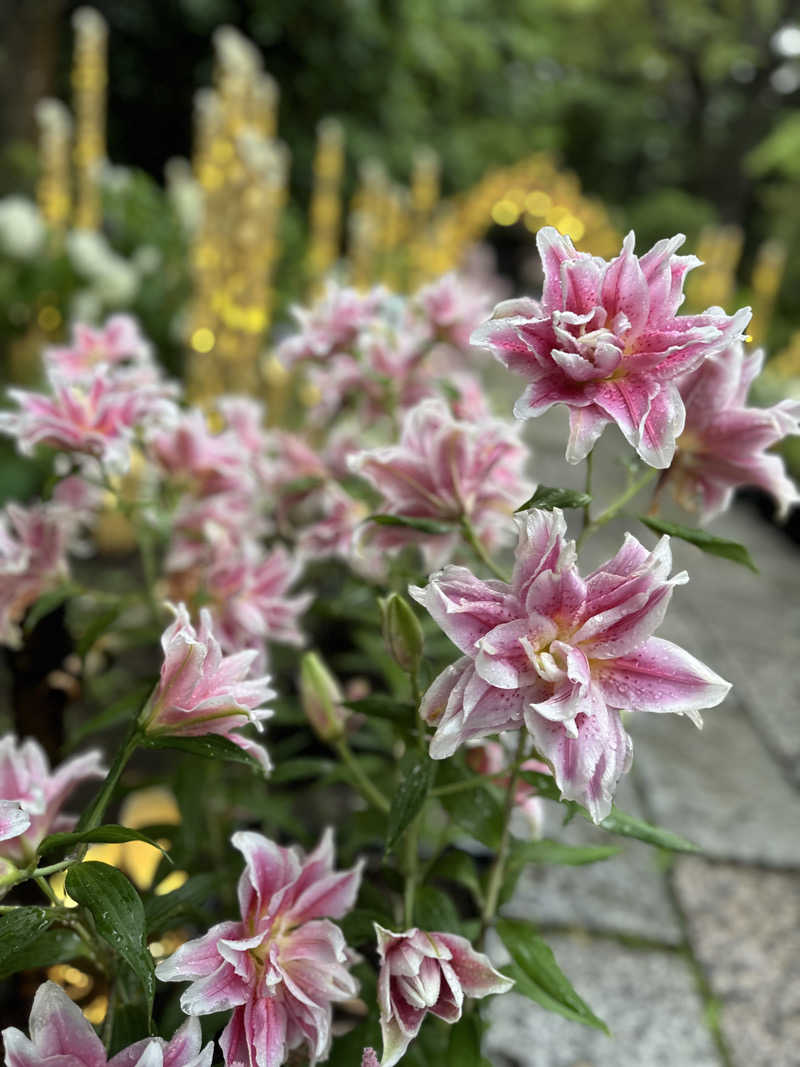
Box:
[385,753,436,855]
[142,733,266,772]
[38,824,170,858]
[516,486,592,512]
[65,861,155,1007]
[496,917,608,1033]
[639,516,758,572]
[366,513,458,534]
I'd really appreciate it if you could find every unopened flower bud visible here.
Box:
[299,651,348,742]
[379,593,424,675]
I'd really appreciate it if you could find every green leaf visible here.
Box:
[345,695,416,722]
[144,872,217,934]
[39,824,169,858]
[0,928,86,978]
[428,850,484,906]
[638,516,758,572]
[508,838,621,867]
[0,908,54,977]
[518,771,699,852]
[414,885,461,933]
[447,1012,484,1067]
[142,733,266,772]
[496,918,608,1033]
[597,807,699,853]
[77,606,123,657]
[65,862,155,1006]
[339,907,393,946]
[366,513,458,535]
[385,753,436,855]
[441,785,504,849]
[516,486,592,512]
[24,583,79,632]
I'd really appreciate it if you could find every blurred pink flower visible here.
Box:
[361,1050,380,1067]
[672,342,800,521]
[375,925,512,1066]
[472,227,751,468]
[149,409,254,497]
[413,271,494,349]
[0,501,72,648]
[2,981,213,1067]
[142,603,275,773]
[349,398,532,568]
[165,492,267,575]
[0,735,104,863]
[156,829,362,1067]
[43,315,153,380]
[411,509,731,820]
[205,547,312,669]
[0,367,175,473]
[276,282,385,367]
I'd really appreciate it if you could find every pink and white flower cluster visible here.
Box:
[156,828,362,1067]
[3,982,213,1067]
[0,735,104,865]
[411,508,731,820]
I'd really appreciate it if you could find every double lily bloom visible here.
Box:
[350,398,532,568]
[156,829,362,1067]
[672,341,800,521]
[472,227,750,469]
[411,508,731,821]
[374,925,513,1066]
[3,981,213,1067]
[141,603,275,772]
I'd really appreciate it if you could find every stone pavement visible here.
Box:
[490,408,800,1067]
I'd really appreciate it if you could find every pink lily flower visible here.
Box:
[205,547,312,670]
[472,227,751,468]
[375,925,513,1066]
[0,366,176,474]
[413,271,494,349]
[156,829,363,1067]
[276,282,385,367]
[349,398,532,568]
[410,509,731,821]
[0,735,104,864]
[43,314,153,380]
[671,341,800,521]
[0,501,73,648]
[2,981,213,1067]
[141,603,275,773]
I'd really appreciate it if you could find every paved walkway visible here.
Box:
[490,408,800,1067]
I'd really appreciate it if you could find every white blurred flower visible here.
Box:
[0,197,46,260]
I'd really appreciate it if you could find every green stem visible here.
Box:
[460,518,510,582]
[480,731,528,938]
[577,467,658,549]
[403,814,421,928]
[334,738,390,814]
[582,450,594,535]
[77,724,142,833]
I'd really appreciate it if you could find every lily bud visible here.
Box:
[299,651,348,742]
[379,593,423,675]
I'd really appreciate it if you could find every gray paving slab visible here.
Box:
[674,857,800,1067]
[507,779,682,945]
[629,695,800,867]
[486,933,722,1067]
